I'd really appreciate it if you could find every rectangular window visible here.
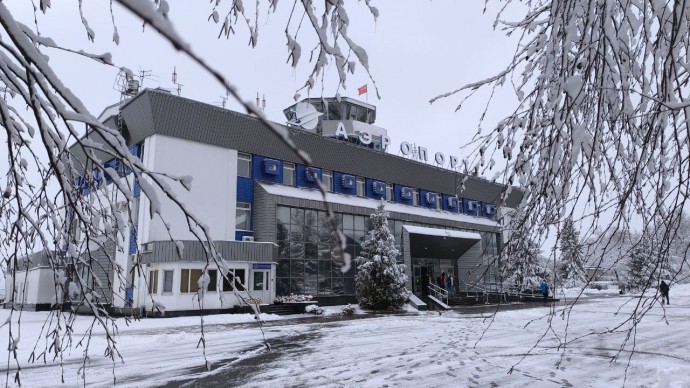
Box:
[237,153,251,178]
[283,162,295,186]
[253,271,266,291]
[148,270,158,294]
[322,170,333,192]
[208,269,218,292]
[163,270,173,293]
[356,177,365,197]
[386,184,393,202]
[180,269,203,293]
[236,202,251,231]
[222,269,246,291]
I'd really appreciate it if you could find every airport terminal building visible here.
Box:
[9,89,521,313]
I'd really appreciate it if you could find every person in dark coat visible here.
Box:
[446,273,455,296]
[659,280,670,305]
[540,279,549,303]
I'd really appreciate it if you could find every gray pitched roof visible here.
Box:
[101,89,522,207]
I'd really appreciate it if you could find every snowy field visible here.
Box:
[1,285,689,387]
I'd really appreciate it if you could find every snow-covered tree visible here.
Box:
[432,1,690,299]
[355,202,409,311]
[558,217,587,288]
[501,232,544,290]
[627,235,655,291]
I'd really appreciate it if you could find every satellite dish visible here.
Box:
[287,102,322,131]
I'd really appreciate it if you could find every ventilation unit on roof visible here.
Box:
[467,201,477,211]
[341,174,355,189]
[372,181,385,195]
[447,196,458,207]
[242,236,255,242]
[263,159,280,175]
[425,192,437,204]
[305,167,320,182]
[401,187,413,199]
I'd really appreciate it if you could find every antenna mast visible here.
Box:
[256,92,266,112]
[172,67,183,96]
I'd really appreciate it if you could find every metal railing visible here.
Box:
[428,283,449,305]
[459,282,548,304]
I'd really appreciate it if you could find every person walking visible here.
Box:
[540,279,549,303]
[659,280,670,305]
[438,272,446,289]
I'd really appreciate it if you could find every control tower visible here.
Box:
[283,97,390,151]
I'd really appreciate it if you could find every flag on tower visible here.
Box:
[357,84,368,95]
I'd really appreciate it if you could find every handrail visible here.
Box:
[457,282,543,303]
[428,283,448,305]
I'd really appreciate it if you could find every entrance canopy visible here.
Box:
[404,225,481,259]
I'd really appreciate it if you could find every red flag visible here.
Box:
[357,84,368,95]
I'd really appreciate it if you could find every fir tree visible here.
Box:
[502,232,543,290]
[558,217,587,288]
[355,202,410,310]
[627,235,654,291]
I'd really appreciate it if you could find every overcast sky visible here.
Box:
[6,1,520,169]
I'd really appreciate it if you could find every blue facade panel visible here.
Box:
[333,172,357,195]
[253,155,283,184]
[296,165,322,189]
[128,144,142,158]
[92,169,103,189]
[463,198,479,216]
[367,179,386,200]
[443,194,460,213]
[103,159,117,184]
[237,177,253,202]
[235,231,253,241]
[133,180,141,198]
[129,229,137,255]
[395,184,415,205]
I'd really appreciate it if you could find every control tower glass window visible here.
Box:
[349,105,359,120]
[327,102,342,120]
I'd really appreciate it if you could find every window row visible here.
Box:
[148,268,246,294]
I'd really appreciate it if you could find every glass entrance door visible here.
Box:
[413,258,456,296]
[251,271,270,304]
[412,259,434,296]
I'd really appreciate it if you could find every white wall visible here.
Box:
[6,268,61,306]
[140,262,275,313]
[140,134,238,243]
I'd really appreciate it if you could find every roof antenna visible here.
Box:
[256,92,266,112]
[172,67,183,96]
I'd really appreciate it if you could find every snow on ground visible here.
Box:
[0,285,689,387]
